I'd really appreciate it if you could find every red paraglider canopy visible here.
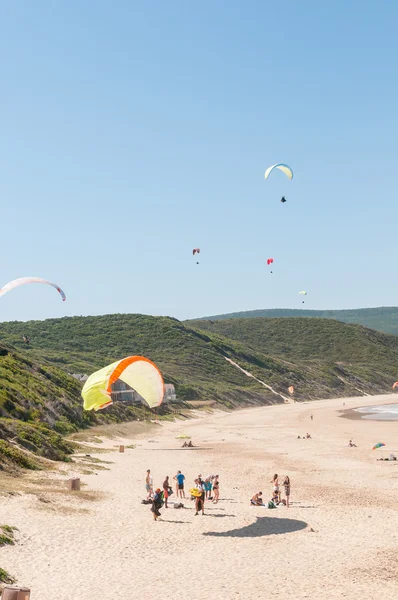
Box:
[267,258,274,265]
[192,248,200,256]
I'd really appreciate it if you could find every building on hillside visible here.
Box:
[110,380,142,405]
[163,383,177,403]
[71,373,89,382]
[110,380,177,405]
[70,373,177,406]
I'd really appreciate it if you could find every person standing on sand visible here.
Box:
[163,476,170,508]
[310,414,313,421]
[151,488,163,521]
[204,476,212,500]
[270,474,280,503]
[146,469,153,499]
[194,478,205,515]
[282,476,291,508]
[212,475,220,503]
[173,470,185,499]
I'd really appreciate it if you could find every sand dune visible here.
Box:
[2,393,398,600]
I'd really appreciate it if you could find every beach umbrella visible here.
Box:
[372,443,386,450]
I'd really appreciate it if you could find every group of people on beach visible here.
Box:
[192,474,220,515]
[251,473,291,509]
[145,469,220,520]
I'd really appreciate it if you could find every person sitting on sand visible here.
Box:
[348,439,357,447]
[297,435,301,439]
[389,453,397,461]
[270,491,279,506]
[306,433,312,439]
[251,492,264,506]
[188,440,193,447]
[182,441,188,448]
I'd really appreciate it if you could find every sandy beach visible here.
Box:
[2,393,398,600]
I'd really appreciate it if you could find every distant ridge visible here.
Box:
[192,307,398,335]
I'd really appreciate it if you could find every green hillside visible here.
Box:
[0,342,82,471]
[194,307,398,335]
[0,314,292,405]
[187,317,398,363]
[0,336,183,472]
[0,314,397,417]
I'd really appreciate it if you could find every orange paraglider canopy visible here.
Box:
[288,386,294,394]
[82,356,164,412]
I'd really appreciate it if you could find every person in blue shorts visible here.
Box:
[173,470,185,499]
[204,476,213,500]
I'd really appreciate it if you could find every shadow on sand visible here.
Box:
[145,447,209,451]
[205,513,236,518]
[202,516,307,538]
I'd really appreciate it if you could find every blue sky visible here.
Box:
[0,1,397,321]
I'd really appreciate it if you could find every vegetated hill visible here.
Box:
[186,317,398,363]
[0,314,397,413]
[0,342,82,471]
[187,316,398,393]
[193,307,398,335]
[0,339,176,472]
[0,314,292,406]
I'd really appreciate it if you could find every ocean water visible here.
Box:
[355,403,398,421]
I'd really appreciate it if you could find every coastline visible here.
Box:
[1,393,398,600]
[340,397,398,421]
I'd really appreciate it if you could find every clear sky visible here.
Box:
[0,1,397,322]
